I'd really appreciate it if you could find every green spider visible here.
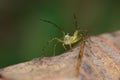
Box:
[40,15,88,55]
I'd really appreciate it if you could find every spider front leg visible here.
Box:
[53,42,59,56]
[69,44,72,49]
[69,44,73,52]
[63,43,73,51]
[49,37,63,56]
[62,44,67,50]
[41,37,62,56]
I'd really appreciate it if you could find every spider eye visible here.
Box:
[81,32,85,35]
[81,31,87,36]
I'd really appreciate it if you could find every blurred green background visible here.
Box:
[0,0,120,68]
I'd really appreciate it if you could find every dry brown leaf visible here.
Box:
[0,31,120,80]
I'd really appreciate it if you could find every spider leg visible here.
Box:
[69,44,73,51]
[53,42,59,56]
[73,14,79,30]
[62,44,67,50]
[41,37,63,56]
[49,37,63,43]
[40,18,65,35]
